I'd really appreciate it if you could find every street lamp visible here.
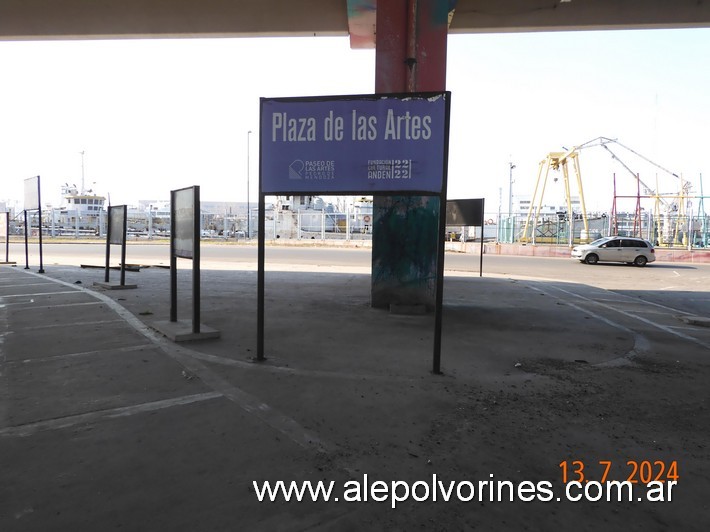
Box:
[247,130,252,238]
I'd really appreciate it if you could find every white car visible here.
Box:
[571,236,656,266]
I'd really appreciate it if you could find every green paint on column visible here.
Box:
[371,195,440,309]
[371,0,449,310]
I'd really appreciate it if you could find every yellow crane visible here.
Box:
[519,149,590,246]
[520,137,686,246]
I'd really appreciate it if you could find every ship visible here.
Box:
[53,183,107,235]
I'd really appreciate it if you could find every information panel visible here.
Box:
[260,92,449,195]
[1,212,8,263]
[108,206,126,245]
[0,212,7,240]
[24,176,40,211]
[173,187,196,259]
[446,199,485,227]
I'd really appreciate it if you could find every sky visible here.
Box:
[1,28,709,215]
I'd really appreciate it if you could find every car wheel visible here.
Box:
[585,253,599,265]
[633,255,648,267]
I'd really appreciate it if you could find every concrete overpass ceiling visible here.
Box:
[1,1,710,41]
[449,0,710,34]
[0,0,350,41]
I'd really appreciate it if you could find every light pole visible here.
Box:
[508,161,516,218]
[247,130,252,238]
[497,186,502,242]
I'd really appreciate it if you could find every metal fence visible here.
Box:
[8,208,374,242]
[496,211,710,248]
[9,208,710,249]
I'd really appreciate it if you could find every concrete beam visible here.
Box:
[1,1,710,41]
[0,0,349,41]
[449,0,710,34]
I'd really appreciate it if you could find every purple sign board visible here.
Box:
[260,92,450,195]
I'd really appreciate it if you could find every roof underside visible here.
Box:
[1,0,709,42]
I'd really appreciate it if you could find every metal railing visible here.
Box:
[498,211,710,248]
[8,209,710,249]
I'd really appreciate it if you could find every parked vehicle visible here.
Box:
[571,236,655,266]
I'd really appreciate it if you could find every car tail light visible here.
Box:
[650,248,655,253]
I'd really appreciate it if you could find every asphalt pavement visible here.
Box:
[1,253,709,530]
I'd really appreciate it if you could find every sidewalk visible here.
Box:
[1,263,708,530]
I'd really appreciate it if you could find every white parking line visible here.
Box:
[549,284,710,351]
[1,301,102,309]
[0,290,83,298]
[21,270,334,453]
[0,282,56,288]
[0,392,223,438]
[3,343,155,365]
[20,319,124,331]
[524,282,649,363]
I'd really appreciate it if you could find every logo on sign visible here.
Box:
[289,160,304,180]
[367,160,412,180]
[288,160,336,181]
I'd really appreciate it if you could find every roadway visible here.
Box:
[11,241,710,316]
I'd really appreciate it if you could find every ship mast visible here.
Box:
[80,150,86,194]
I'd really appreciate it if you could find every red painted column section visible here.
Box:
[374,0,448,93]
[371,0,449,309]
[374,1,408,93]
[413,0,448,91]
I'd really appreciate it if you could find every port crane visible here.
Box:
[520,136,687,245]
[519,148,589,245]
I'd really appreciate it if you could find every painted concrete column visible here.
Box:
[371,0,449,309]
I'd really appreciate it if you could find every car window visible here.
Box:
[604,239,620,248]
[621,239,647,248]
[590,237,611,246]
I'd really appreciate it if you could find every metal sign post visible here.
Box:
[152,186,218,342]
[0,212,13,265]
[95,205,136,289]
[446,198,486,277]
[22,176,44,273]
[172,186,200,333]
[2,212,6,263]
[256,191,266,359]
[24,211,29,269]
[257,92,451,373]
